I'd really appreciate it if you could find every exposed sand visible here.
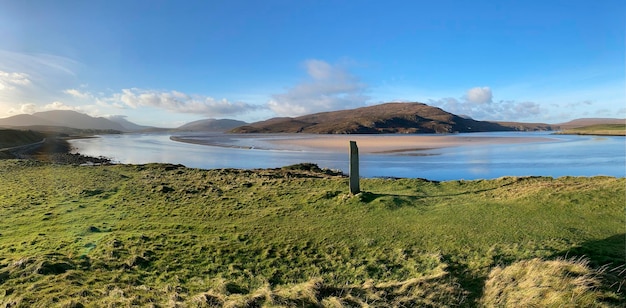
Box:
[267,135,554,153]
[166,134,553,154]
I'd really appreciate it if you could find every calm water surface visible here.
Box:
[69,132,625,181]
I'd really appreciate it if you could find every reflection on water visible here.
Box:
[69,132,626,180]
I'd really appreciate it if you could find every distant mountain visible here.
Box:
[177,119,248,132]
[230,102,554,134]
[0,110,157,132]
[556,118,624,130]
[0,114,61,127]
[33,110,126,131]
[106,115,158,131]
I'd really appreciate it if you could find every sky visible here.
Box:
[0,0,624,127]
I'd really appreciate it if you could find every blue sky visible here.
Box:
[0,0,624,127]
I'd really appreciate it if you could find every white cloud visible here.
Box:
[465,86,492,104]
[0,70,31,90]
[44,101,79,111]
[20,103,37,114]
[268,59,369,117]
[64,88,92,99]
[0,51,79,118]
[112,88,262,117]
[429,87,543,121]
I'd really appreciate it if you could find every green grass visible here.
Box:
[0,160,624,307]
[557,124,625,136]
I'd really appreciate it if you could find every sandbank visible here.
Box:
[172,134,555,154]
[268,135,553,153]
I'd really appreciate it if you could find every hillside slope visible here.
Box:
[0,129,45,148]
[176,118,248,132]
[231,102,554,134]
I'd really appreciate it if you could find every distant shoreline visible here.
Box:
[554,131,625,137]
[553,124,625,136]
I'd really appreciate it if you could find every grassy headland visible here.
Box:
[556,124,626,136]
[0,161,623,307]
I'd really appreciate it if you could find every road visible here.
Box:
[0,138,46,152]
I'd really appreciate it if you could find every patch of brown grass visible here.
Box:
[188,269,466,307]
[481,257,620,307]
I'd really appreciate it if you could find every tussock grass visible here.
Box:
[481,257,623,307]
[0,160,623,306]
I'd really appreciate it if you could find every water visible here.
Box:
[69,132,625,181]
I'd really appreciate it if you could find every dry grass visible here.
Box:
[481,257,622,307]
[188,270,466,307]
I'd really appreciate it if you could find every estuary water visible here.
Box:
[69,132,625,181]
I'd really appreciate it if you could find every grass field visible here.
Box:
[556,124,626,136]
[0,161,624,307]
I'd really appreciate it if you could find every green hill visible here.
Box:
[0,161,623,306]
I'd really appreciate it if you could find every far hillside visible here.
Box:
[0,129,46,159]
[176,118,248,132]
[557,118,624,129]
[0,129,45,149]
[231,102,556,134]
[0,110,161,132]
[556,124,625,136]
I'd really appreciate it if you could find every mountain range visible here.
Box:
[0,111,127,131]
[0,104,623,134]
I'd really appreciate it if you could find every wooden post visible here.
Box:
[349,140,360,194]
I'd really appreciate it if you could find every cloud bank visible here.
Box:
[113,89,262,117]
[429,87,542,121]
[62,88,261,118]
[268,59,368,117]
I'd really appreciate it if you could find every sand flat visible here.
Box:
[267,134,554,153]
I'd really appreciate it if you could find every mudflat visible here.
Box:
[266,134,555,153]
[172,134,556,154]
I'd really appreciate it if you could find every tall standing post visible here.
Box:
[349,140,360,194]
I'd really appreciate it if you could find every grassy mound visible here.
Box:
[0,161,623,306]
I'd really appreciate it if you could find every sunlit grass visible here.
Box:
[0,160,623,306]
